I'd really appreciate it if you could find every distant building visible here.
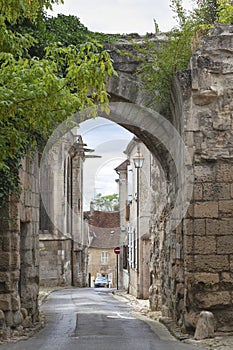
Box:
[114,159,130,290]
[39,133,89,287]
[115,137,152,299]
[85,208,120,287]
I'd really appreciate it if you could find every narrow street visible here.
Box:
[1,288,206,350]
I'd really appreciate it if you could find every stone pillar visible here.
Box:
[0,154,40,335]
[180,24,233,332]
[71,139,87,287]
[19,156,40,323]
[0,198,21,330]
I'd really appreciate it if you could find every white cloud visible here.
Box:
[47,0,194,34]
[78,118,133,209]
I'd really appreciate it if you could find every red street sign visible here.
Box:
[114,246,120,255]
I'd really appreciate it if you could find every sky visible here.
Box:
[47,0,193,34]
[77,118,133,210]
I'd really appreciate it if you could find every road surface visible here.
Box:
[1,288,206,350]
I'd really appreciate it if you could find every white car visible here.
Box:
[94,276,109,288]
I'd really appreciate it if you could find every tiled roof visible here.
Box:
[114,159,129,172]
[85,211,121,249]
[84,210,120,228]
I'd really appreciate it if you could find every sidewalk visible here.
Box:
[112,289,233,350]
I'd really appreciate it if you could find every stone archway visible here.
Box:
[40,99,193,328]
[1,24,233,337]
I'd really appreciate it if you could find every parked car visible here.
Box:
[94,276,109,288]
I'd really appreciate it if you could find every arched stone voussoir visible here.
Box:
[75,101,193,233]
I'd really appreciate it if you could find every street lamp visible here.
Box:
[132,145,144,272]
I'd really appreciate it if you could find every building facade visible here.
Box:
[39,132,89,287]
[85,209,121,288]
[115,138,153,299]
[114,160,130,290]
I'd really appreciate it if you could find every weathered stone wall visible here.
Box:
[149,158,167,312]
[39,238,72,286]
[19,157,40,324]
[170,24,233,332]
[0,155,40,336]
[39,134,88,288]
[185,24,233,332]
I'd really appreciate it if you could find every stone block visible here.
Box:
[10,253,20,270]
[0,272,10,284]
[194,255,229,272]
[231,184,233,198]
[186,204,194,218]
[225,74,233,89]
[12,311,23,327]
[220,272,233,283]
[193,89,218,106]
[219,200,233,217]
[183,310,200,329]
[10,271,20,281]
[194,236,216,254]
[20,207,32,223]
[217,235,233,254]
[216,164,233,182]
[0,309,6,329]
[22,316,32,328]
[230,256,233,272]
[22,250,34,266]
[11,234,20,251]
[2,235,10,252]
[4,311,13,327]
[206,218,233,235]
[194,165,216,182]
[194,311,215,340]
[202,183,215,200]
[11,296,20,311]
[222,62,233,74]
[183,219,193,235]
[0,253,11,271]
[20,308,28,319]
[193,184,202,200]
[195,291,231,308]
[193,219,206,236]
[184,236,193,255]
[193,272,219,284]
[202,183,231,201]
[216,183,231,199]
[215,309,233,332]
[184,131,194,147]
[212,111,231,130]
[20,235,32,251]
[0,294,11,311]
[194,201,218,218]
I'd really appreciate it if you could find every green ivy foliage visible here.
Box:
[13,13,119,58]
[137,0,233,109]
[0,1,116,209]
[0,0,63,24]
[217,0,233,23]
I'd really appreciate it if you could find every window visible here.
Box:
[101,251,108,264]
[39,167,50,231]
[123,245,128,270]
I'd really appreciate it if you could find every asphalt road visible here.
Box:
[1,288,206,350]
